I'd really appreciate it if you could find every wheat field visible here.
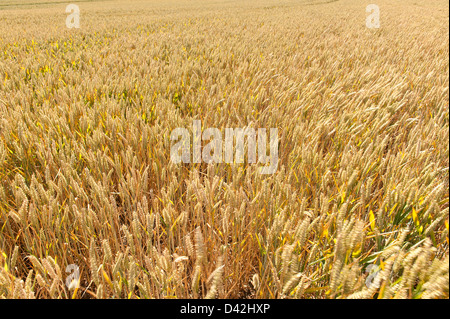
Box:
[0,0,448,299]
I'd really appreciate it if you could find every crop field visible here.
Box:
[0,0,448,299]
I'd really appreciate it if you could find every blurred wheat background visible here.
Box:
[0,0,448,299]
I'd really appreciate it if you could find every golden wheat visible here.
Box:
[0,0,448,299]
